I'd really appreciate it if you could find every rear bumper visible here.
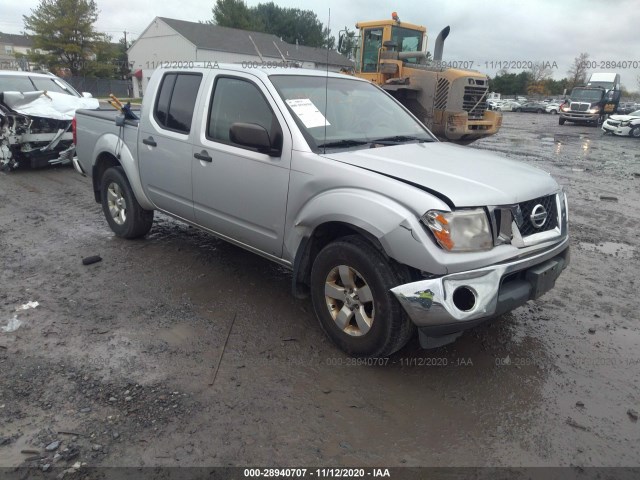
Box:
[391,239,570,332]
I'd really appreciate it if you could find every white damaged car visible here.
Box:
[602,109,640,138]
[0,71,99,170]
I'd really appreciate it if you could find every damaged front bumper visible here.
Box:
[1,89,97,170]
[391,238,570,347]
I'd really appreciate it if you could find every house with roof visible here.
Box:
[128,17,352,97]
[0,32,39,71]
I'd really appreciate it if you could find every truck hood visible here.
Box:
[323,142,558,207]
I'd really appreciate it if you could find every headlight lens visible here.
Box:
[620,120,630,127]
[421,209,492,252]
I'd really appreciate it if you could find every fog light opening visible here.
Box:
[453,286,476,312]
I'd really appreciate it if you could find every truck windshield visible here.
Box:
[570,88,603,102]
[270,75,435,151]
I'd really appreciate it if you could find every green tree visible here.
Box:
[23,0,102,76]
[211,0,333,48]
[490,71,531,95]
[76,35,131,79]
[212,0,256,30]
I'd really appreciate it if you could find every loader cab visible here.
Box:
[354,15,427,82]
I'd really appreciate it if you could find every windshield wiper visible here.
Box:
[317,139,370,150]
[370,135,433,144]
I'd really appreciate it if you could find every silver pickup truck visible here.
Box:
[73,65,569,357]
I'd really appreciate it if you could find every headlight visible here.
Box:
[560,104,570,111]
[421,209,492,252]
[620,120,630,127]
[589,107,600,114]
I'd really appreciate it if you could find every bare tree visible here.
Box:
[529,61,553,83]
[567,52,590,89]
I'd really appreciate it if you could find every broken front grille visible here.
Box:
[462,86,487,120]
[517,194,558,236]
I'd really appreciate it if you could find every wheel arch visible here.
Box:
[92,152,121,202]
[291,220,425,299]
[90,135,154,210]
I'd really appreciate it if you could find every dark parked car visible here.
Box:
[617,103,637,115]
[515,102,547,113]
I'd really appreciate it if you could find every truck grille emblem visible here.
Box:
[530,204,548,228]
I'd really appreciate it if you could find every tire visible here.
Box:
[310,235,414,357]
[550,109,557,115]
[537,109,543,113]
[630,126,640,138]
[516,108,522,112]
[559,117,566,125]
[100,166,153,239]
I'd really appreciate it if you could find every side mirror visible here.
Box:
[82,92,93,98]
[229,122,280,156]
[115,115,125,127]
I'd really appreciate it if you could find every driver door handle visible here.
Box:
[194,151,212,162]
[142,137,157,147]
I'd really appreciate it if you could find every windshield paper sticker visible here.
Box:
[285,99,331,129]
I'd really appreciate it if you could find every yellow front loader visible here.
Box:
[345,13,502,144]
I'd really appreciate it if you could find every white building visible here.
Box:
[0,33,42,71]
[128,17,353,97]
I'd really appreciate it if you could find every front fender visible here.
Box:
[285,188,448,274]
[91,133,154,210]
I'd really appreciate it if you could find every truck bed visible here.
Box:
[76,108,140,127]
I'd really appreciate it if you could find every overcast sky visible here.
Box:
[2,0,639,90]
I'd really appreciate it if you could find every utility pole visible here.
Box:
[123,30,128,49]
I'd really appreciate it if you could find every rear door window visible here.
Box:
[154,73,202,134]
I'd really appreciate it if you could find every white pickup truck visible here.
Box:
[73,64,569,357]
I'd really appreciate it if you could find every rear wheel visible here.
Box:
[100,166,153,238]
[516,108,522,112]
[310,236,414,357]
[537,108,543,113]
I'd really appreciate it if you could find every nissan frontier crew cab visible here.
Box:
[73,65,569,357]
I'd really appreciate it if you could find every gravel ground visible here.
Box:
[0,112,639,475]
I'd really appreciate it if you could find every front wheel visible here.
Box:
[310,236,414,357]
[515,108,522,112]
[100,166,154,238]
[550,109,557,115]
[537,109,543,113]
[559,117,566,125]
[630,126,640,138]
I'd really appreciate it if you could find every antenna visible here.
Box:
[323,8,330,154]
